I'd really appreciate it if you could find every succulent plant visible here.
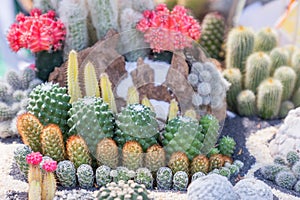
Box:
[0,102,18,121]
[56,160,77,188]
[122,141,143,171]
[173,171,189,191]
[218,136,236,157]
[191,171,205,182]
[254,27,277,52]
[292,87,300,107]
[110,166,135,183]
[84,62,101,98]
[274,66,296,101]
[294,181,300,193]
[228,164,239,176]
[168,152,189,174]
[260,164,289,181]
[115,104,159,151]
[145,144,166,173]
[41,160,57,200]
[190,155,209,175]
[237,90,256,116]
[269,47,289,75]
[233,160,244,169]
[275,171,297,190]
[77,164,94,189]
[292,161,300,179]
[14,144,32,177]
[291,50,300,89]
[279,101,294,118]
[96,138,119,169]
[200,114,220,155]
[274,156,286,166]
[6,70,22,90]
[207,147,220,158]
[209,154,225,171]
[135,168,153,189]
[96,165,111,187]
[156,167,173,190]
[286,151,300,166]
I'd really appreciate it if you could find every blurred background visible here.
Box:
[0,0,299,77]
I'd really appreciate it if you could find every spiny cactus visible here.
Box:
[100,73,117,113]
[207,147,220,158]
[41,160,57,200]
[20,67,36,90]
[190,155,209,175]
[33,0,54,13]
[237,90,256,116]
[275,171,297,190]
[122,141,143,171]
[274,156,286,166]
[257,78,283,119]
[245,52,271,93]
[219,167,231,178]
[126,86,140,105]
[191,171,205,182]
[145,144,165,173]
[156,167,173,190]
[200,114,220,155]
[6,70,22,90]
[294,181,300,193]
[68,97,115,155]
[279,101,294,118]
[274,66,296,101]
[96,138,119,169]
[269,47,289,75]
[168,152,189,174]
[135,168,153,189]
[0,102,18,121]
[84,62,100,97]
[66,135,92,169]
[291,50,300,89]
[285,45,299,65]
[260,164,289,181]
[292,87,300,107]
[292,161,300,179]
[218,136,236,157]
[77,164,94,189]
[56,160,77,188]
[96,165,111,187]
[226,26,255,73]
[254,27,278,52]
[173,171,188,191]
[209,154,224,171]
[110,166,135,182]
[286,151,300,166]
[14,144,32,177]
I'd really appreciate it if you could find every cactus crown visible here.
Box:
[42,160,57,172]
[26,152,43,165]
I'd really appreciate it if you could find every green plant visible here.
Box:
[219,167,231,178]
[257,78,283,119]
[292,161,300,179]
[6,70,22,90]
[275,171,297,190]
[145,144,165,173]
[291,50,300,88]
[191,171,205,182]
[226,26,255,73]
[260,164,289,181]
[233,160,244,169]
[100,73,117,113]
[274,156,286,166]
[295,181,300,192]
[274,66,296,101]
[77,164,94,189]
[269,47,289,75]
[96,138,119,169]
[218,136,236,157]
[237,90,256,116]
[286,151,300,166]
[96,165,111,187]
[110,166,135,182]
[207,147,220,158]
[200,114,220,155]
[56,160,77,188]
[279,101,294,118]
[254,27,277,52]
[0,102,18,121]
[156,167,173,190]
[209,154,224,171]
[135,168,153,189]
[245,52,271,93]
[292,87,300,107]
[173,171,188,191]
[190,155,209,175]
[84,62,100,97]
[14,144,32,177]
[122,141,143,171]
[168,152,189,174]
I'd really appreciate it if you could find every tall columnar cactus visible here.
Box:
[126,86,140,105]
[20,67,36,90]
[122,141,143,171]
[84,62,100,97]
[190,155,209,175]
[156,167,173,190]
[269,47,289,75]
[167,99,179,121]
[86,0,118,39]
[41,160,57,200]
[200,114,220,155]
[273,66,296,101]
[226,26,255,73]
[173,171,189,191]
[200,12,225,61]
[33,0,54,13]
[100,73,117,113]
[40,124,66,162]
[285,45,299,65]
[96,165,111,187]
[96,138,119,169]
[257,78,283,119]
[222,68,242,111]
[145,144,166,173]
[245,52,271,93]
[56,160,77,188]
[168,152,190,174]
[17,113,43,152]
[291,50,300,89]
[115,104,159,151]
[135,168,154,189]
[27,82,71,137]
[254,27,278,52]
[77,164,94,189]
[66,135,92,169]
[58,0,89,59]
[68,97,115,155]
[237,90,256,116]
[14,145,32,177]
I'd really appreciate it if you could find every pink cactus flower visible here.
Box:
[136,4,201,52]
[42,160,57,172]
[26,152,43,165]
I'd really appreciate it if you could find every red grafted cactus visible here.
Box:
[26,152,43,165]
[42,160,57,172]
[136,4,201,52]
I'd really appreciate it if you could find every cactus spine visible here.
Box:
[168,99,179,121]
[270,47,289,75]
[274,66,296,101]
[190,155,209,175]
[245,52,271,93]
[156,167,173,190]
[14,145,32,177]
[254,27,278,52]
[77,164,94,189]
[84,62,100,97]
[67,50,82,103]
[100,73,117,113]
[168,152,189,174]
[257,78,283,119]
[237,90,256,116]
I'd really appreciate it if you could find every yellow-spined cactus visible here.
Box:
[84,62,100,97]
[168,99,179,121]
[100,73,117,113]
[127,86,140,105]
[141,96,154,111]
[67,50,82,103]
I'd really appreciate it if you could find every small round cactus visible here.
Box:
[209,154,225,171]
[134,168,153,189]
[260,164,289,181]
[173,171,189,191]
[145,144,165,173]
[233,160,244,169]
[191,171,205,182]
[96,165,111,187]
[190,155,209,175]
[56,160,76,188]
[156,167,173,190]
[168,152,190,174]
[286,151,300,166]
[274,156,286,166]
[275,171,297,190]
[77,164,94,189]
[237,90,256,116]
[110,166,135,183]
[122,141,143,171]
[207,147,220,158]
[219,167,231,178]
[218,136,236,157]
[96,138,119,169]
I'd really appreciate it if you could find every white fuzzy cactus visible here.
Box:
[33,0,54,12]
[119,0,155,12]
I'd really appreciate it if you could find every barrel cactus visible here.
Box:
[274,66,297,101]
[172,171,189,191]
[269,47,289,75]
[237,90,256,116]
[218,136,236,157]
[145,144,166,173]
[96,165,111,187]
[122,141,143,171]
[190,155,209,175]
[156,167,173,190]
[56,160,76,188]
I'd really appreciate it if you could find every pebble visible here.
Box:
[54,189,95,200]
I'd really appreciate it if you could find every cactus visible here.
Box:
[26,152,43,200]
[237,90,256,116]
[207,147,220,158]
[115,104,159,151]
[14,145,32,177]
[257,78,283,119]
[279,101,294,118]
[226,26,255,73]
[28,79,43,91]
[100,73,117,113]
[40,124,66,162]
[274,156,286,166]
[41,160,57,200]
[222,68,242,111]
[122,141,143,171]
[97,180,150,200]
[294,181,300,193]
[20,68,36,90]
[173,171,188,191]
[0,82,9,101]
[292,87,300,107]
[285,45,299,65]
[110,166,135,182]
[200,12,226,61]
[260,164,289,181]
[286,151,300,166]
[190,155,209,175]
[6,70,22,90]
[96,165,111,187]
[209,154,224,171]
[156,167,173,190]
[68,97,115,155]
[33,0,54,13]
[58,0,89,59]
[96,138,119,169]
[66,135,92,169]
[218,136,236,157]
[200,114,220,155]
[292,161,300,179]
[269,47,289,75]
[27,82,71,137]
[275,171,297,190]
[127,86,140,105]
[245,52,271,93]
[227,164,239,176]
[168,152,189,174]
[233,160,244,169]
[86,0,118,39]
[254,27,278,52]
[191,171,205,182]
[28,180,41,200]
[141,96,154,111]
[84,62,100,97]
[0,102,17,121]
[135,168,153,189]
[274,66,296,101]
[167,99,179,121]
[56,160,76,188]
[145,144,165,173]
[17,113,43,152]
[219,167,231,178]
[291,50,300,89]
[77,164,94,189]
[162,116,204,160]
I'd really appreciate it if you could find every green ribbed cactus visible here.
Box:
[77,164,94,189]
[96,138,119,169]
[274,66,296,101]
[58,0,89,59]
[135,168,153,189]
[114,104,159,151]
[279,101,294,118]
[122,141,143,171]
[200,12,225,61]
[168,152,189,174]
[237,90,256,116]
[145,144,166,173]
[270,47,289,75]
[222,68,242,112]
[291,51,300,89]
[6,70,22,90]
[257,78,283,119]
[292,87,300,107]
[156,167,173,190]
[27,82,71,137]
[56,160,76,188]
[14,144,32,177]
[96,165,111,187]
[254,27,278,52]
[245,52,271,93]
[226,26,255,73]
[162,116,204,160]
[173,171,188,191]
[200,114,220,155]
[218,136,236,157]
[68,97,115,155]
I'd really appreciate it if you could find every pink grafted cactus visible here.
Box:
[26,152,43,165]
[6,8,66,53]
[42,160,57,172]
[136,4,201,52]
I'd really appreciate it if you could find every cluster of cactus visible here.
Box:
[260,151,300,192]
[224,25,300,119]
[0,68,42,138]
